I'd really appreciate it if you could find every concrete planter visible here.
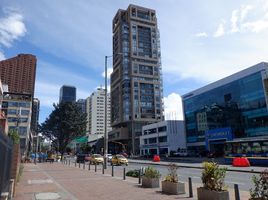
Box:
[197,187,229,200]
[142,177,160,188]
[161,181,185,195]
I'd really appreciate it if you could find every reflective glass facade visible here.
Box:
[183,63,268,150]
[59,85,76,103]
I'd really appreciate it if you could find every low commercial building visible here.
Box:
[182,62,268,155]
[2,92,32,155]
[139,120,186,156]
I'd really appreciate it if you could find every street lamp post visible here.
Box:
[104,55,109,169]
[104,53,122,169]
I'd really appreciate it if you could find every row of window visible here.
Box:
[144,136,167,144]
[143,126,167,135]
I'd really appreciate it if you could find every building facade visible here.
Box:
[182,62,268,155]
[0,54,37,96]
[86,88,111,135]
[76,99,87,113]
[59,85,76,103]
[140,120,186,156]
[2,92,32,155]
[31,98,40,134]
[110,4,164,154]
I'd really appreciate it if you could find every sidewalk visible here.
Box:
[129,158,267,173]
[14,162,250,200]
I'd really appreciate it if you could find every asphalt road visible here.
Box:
[106,162,255,191]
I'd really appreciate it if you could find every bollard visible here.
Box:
[75,162,77,167]
[69,160,70,166]
[138,169,141,184]
[112,165,114,177]
[123,168,126,180]
[95,163,97,172]
[88,162,91,170]
[234,184,240,200]
[102,163,104,174]
[79,162,80,168]
[188,177,193,197]
[83,162,85,169]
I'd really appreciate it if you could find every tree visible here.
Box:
[40,102,87,156]
[8,129,20,144]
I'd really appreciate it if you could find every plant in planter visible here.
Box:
[197,162,229,200]
[162,163,185,195]
[142,166,161,188]
[250,169,268,200]
[126,169,140,178]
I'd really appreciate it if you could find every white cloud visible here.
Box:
[101,67,113,79]
[242,19,268,32]
[164,93,183,120]
[213,20,225,37]
[0,51,5,60]
[194,32,208,37]
[240,5,253,21]
[0,8,26,47]
[35,81,60,107]
[231,10,239,33]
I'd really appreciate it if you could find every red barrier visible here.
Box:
[232,157,250,167]
[153,155,160,162]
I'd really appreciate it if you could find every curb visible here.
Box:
[128,160,262,174]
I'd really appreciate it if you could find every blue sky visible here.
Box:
[1,0,268,123]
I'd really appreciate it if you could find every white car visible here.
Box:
[105,154,113,162]
[174,149,188,157]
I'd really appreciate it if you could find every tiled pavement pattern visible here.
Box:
[14,162,251,200]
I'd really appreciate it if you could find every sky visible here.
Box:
[1,0,268,123]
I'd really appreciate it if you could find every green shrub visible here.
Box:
[143,166,161,179]
[201,162,227,191]
[250,169,268,199]
[164,163,178,183]
[126,169,140,177]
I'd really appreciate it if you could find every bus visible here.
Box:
[224,138,268,166]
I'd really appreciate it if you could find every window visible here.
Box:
[158,126,166,132]
[159,136,167,143]
[148,138,157,144]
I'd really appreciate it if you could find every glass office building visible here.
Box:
[59,85,76,103]
[182,62,268,155]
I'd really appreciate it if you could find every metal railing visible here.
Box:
[0,133,13,196]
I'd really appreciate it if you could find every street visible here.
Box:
[105,162,255,191]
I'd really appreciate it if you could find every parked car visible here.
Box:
[111,154,128,166]
[90,154,104,165]
[173,149,188,157]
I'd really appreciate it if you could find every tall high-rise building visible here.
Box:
[59,85,76,103]
[31,98,40,134]
[76,99,87,113]
[110,5,164,154]
[86,88,111,135]
[0,54,37,96]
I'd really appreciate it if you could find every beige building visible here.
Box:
[86,88,111,136]
[2,92,32,155]
[110,5,164,154]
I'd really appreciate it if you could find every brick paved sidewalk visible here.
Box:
[14,162,250,200]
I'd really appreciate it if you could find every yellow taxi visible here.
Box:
[111,154,128,166]
[90,154,104,165]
